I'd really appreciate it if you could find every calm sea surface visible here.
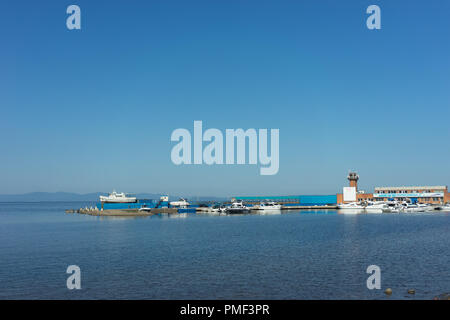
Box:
[0,202,448,299]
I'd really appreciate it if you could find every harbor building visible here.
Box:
[237,171,449,207]
[337,172,450,204]
[233,195,337,206]
[373,186,449,204]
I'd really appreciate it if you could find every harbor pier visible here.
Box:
[66,207,180,216]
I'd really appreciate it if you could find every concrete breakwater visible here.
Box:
[280,205,338,210]
[66,207,179,216]
[196,205,338,212]
[66,205,338,216]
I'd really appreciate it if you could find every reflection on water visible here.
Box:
[166,213,188,219]
[337,209,365,215]
[98,215,150,221]
[197,209,336,217]
[197,210,284,217]
[256,210,282,215]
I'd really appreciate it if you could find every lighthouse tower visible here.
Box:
[347,171,359,191]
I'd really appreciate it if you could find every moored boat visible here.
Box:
[337,202,365,210]
[337,202,366,214]
[226,200,250,214]
[207,204,226,214]
[437,204,450,211]
[255,201,282,211]
[416,203,435,212]
[364,201,388,213]
[396,202,433,213]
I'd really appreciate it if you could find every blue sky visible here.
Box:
[1,0,449,196]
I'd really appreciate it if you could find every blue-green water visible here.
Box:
[0,202,448,299]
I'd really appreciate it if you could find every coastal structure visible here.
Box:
[336,172,373,204]
[373,186,449,204]
[68,172,449,216]
[235,171,449,207]
[232,195,337,207]
[337,172,449,204]
[93,194,196,214]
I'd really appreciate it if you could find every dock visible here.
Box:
[66,207,179,216]
[66,204,338,217]
[196,205,337,212]
[281,205,338,210]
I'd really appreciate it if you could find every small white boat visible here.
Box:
[416,203,435,212]
[337,202,366,214]
[337,202,365,210]
[207,204,224,213]
[398,203,424,213]
[170,198,190,207]
[208,205,219,213]
[381,201,403,213]
[256,201,282,211]
[100,190,137,203]
[438,205,450,211]
[365,201,388,213]
[226,200,250,214]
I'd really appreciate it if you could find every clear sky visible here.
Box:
[1,0,449,196]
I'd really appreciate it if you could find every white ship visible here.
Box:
[337,202,366,214]
[400,203,434,213]
[337,202,366,210]
[207,204,227,214]
[99,191,137,203]
[169,198,190,207]
[226,200,250,214]
[382,201,434,213]
[437,204,450,211]
[256,201,282,210]
[364,201,388,213]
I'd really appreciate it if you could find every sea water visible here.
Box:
[0,202,448,299]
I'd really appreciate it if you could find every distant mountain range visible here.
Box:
[0,192,227,202]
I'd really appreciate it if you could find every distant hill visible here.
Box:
[0,192,162,202]
[0,192,227,202]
